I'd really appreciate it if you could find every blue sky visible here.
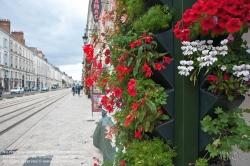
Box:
[0,0,89,80]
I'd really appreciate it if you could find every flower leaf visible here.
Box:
[145,98,157,113]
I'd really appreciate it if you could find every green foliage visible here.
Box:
[114,78,169,144]
[196,107,250,165]
[62,79,66,84]
[133,5,175,33]
[115,137,176,166]
[126,0,145,20]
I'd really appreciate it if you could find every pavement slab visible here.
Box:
[0,92,103,166]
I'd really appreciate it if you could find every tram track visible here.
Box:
[0,91,68,118]
[0,90,64,109]
[0,90,70,136]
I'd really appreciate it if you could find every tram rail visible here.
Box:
[0,90,70,136]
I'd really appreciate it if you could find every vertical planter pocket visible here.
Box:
[150,29,174,143]
[199,90,245,152]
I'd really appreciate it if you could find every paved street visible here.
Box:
[0,90,103,166]
[0,91,40,99]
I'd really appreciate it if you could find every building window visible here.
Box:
[3,38,8,48]
[15,57,17,68]
[10,41,13,50]
[4,70,8,78]
[15,44,17,53]
[4,54,8,65]
[11,56,13,67]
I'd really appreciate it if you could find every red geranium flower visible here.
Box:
[115,65,123,73]
[192,2,203,15]
[216,8,227,17]
[124,119,132,126]
[101,95,109,106]
[129,41,136,49]
[124,114,132,126]
[134,131,142,139]
[218,15,231,28]
[128,79,136,87]
[203,1,218,15]
[145,36,153,43]
[104,49,110,56]
[85,77,94,87]
[114,88,122,98]
[97,60,102,70]
[223,0,234,12]
[128,87,137,96]
[180,35,190,42]
[173,28,182,38]
[226,18,241,33]
[145,68,153,77]
[230,4,247,16]
[123,67,130,75]
[182,9,192,22]
[201,17,216,30]
[163,56,171,64]
[207,75,218,82]
[212,25,225,34]
[190,11,201,21]
[182,29,190,36]
[154,63,166,70]
[105,56,110,64]
[136,40,141,46]
[130,102,139,111]
[142,63,150,71]
[121,160,126,166]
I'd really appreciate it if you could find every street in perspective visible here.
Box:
[0,89,102,166]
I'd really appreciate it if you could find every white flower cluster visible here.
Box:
[110,134,116,147]
[233,64,250,81]
[115,146,126,153]
[177,60,194,76]
[178,39,229,76]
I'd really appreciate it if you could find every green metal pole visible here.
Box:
[173,0,198,165]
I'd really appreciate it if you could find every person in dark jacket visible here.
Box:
[72,86,75,96]
[76,85,81,96]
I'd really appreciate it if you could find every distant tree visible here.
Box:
[62,79,66,84]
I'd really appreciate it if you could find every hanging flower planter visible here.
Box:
[199,89,245,152]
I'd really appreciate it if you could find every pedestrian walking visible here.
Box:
[75,85,78,94]
[77,85,81,96]
[72,86,75,96]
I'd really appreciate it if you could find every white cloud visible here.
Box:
[58,63,83,81]
[0,0,88,78]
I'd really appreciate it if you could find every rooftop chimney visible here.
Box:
[11,31,25,45]
[0,19,11,33]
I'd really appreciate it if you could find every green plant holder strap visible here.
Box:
[173,0,199,165]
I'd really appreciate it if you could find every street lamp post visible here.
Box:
[82,33,88,45]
